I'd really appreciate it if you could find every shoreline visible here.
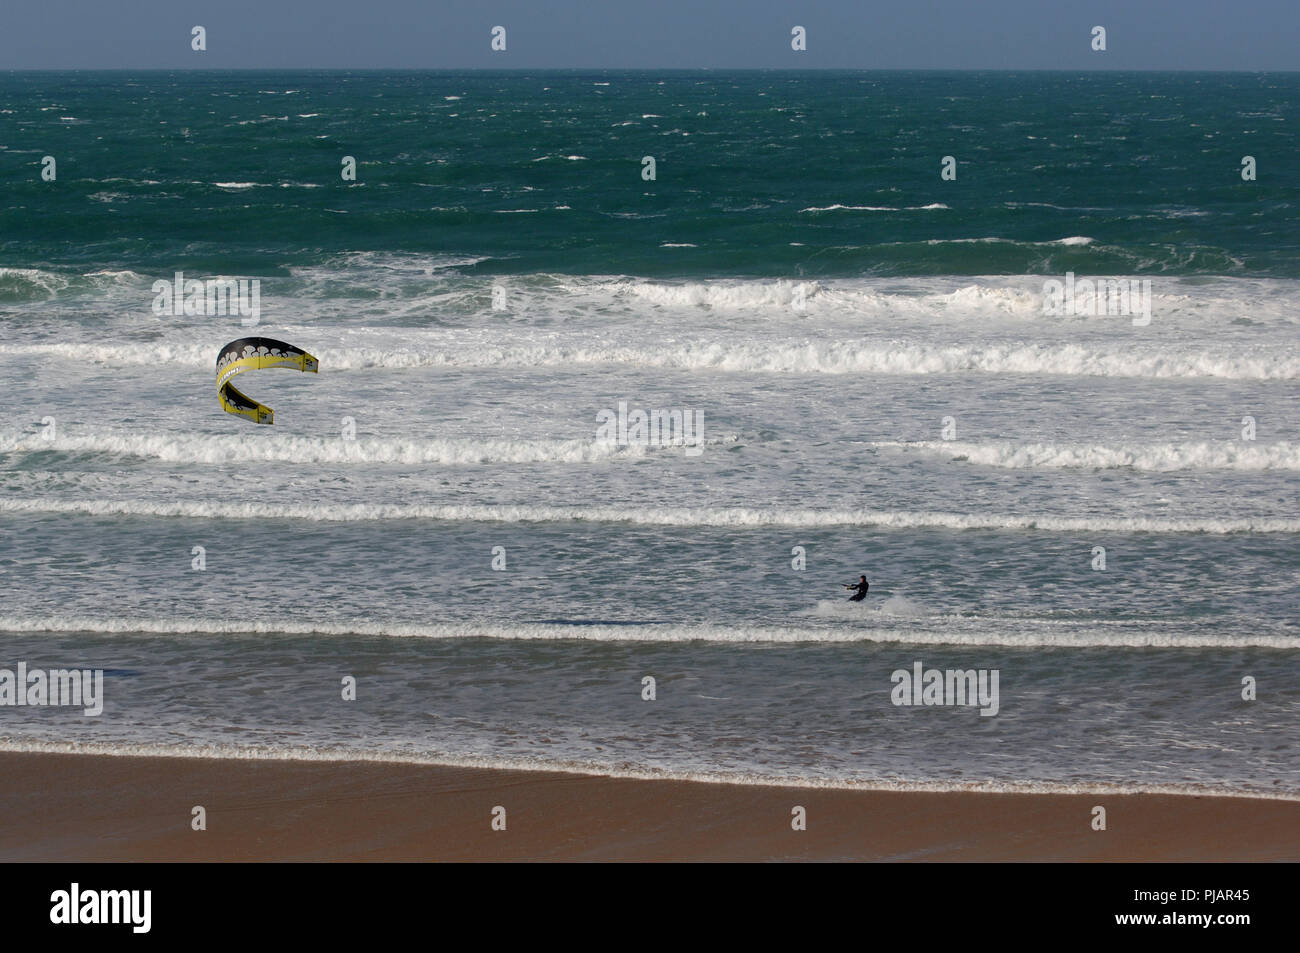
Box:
[3,741,1297,803]
[2,751,1297,861]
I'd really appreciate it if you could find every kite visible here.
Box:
[215,337,318,425]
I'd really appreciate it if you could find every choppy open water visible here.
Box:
[1,71,1298,796]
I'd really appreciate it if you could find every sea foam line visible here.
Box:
[0,614,1296,649]
[0,739,1294,801]
[2,498,1297,533]
[6,340,1297,381]
[799,203,950,212]
[0,431,735,466]
[872,439,1300,472]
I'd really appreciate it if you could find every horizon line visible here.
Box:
[4,66,1298,74]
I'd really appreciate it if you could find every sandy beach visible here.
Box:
[1,751,1296,862]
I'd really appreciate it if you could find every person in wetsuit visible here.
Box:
[845,575,869,601]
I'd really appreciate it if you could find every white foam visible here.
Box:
[0,430,735,466]
[806,596,931,620]
[8,338,1295,381]
[3,498,1296,533]
[876,439,1300,472]
[615,277,824,309]
[0,738,1294,799]
[0,613,1296,649]
[82,269,148,284]
[877,594,931,617]
[0,267,69,299]
[800,203,949,212]
[611,275,821,308]
[922,236,1096,246]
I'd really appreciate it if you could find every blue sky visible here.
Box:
[3,0,1298,70]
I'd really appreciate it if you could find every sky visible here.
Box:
[2,0,1298,71]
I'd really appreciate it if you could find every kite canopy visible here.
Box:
[215,337,318,425]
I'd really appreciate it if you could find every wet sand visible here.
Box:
[1,751,1297,862]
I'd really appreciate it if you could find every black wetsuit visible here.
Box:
[848,579,869,601]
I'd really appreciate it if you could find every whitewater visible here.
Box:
[2,70,1299,797]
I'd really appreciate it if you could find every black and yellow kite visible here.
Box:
[216,337,318,425]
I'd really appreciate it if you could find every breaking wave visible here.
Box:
[6,339,1296,381]
[3,498,1297,533]
[0,430,730,465]
[1,612,1297,649]
[874,439,1300,472]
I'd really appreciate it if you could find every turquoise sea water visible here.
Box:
[1,71,1298,795]
[3,70,1298,278]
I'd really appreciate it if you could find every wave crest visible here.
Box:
[7,339,1295,381]
[0,430,734,465]
[2,498,1296,533]
[0,613,1295,649]
[876,439,1300,472]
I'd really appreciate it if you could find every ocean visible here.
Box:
[1,70,1298,797]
